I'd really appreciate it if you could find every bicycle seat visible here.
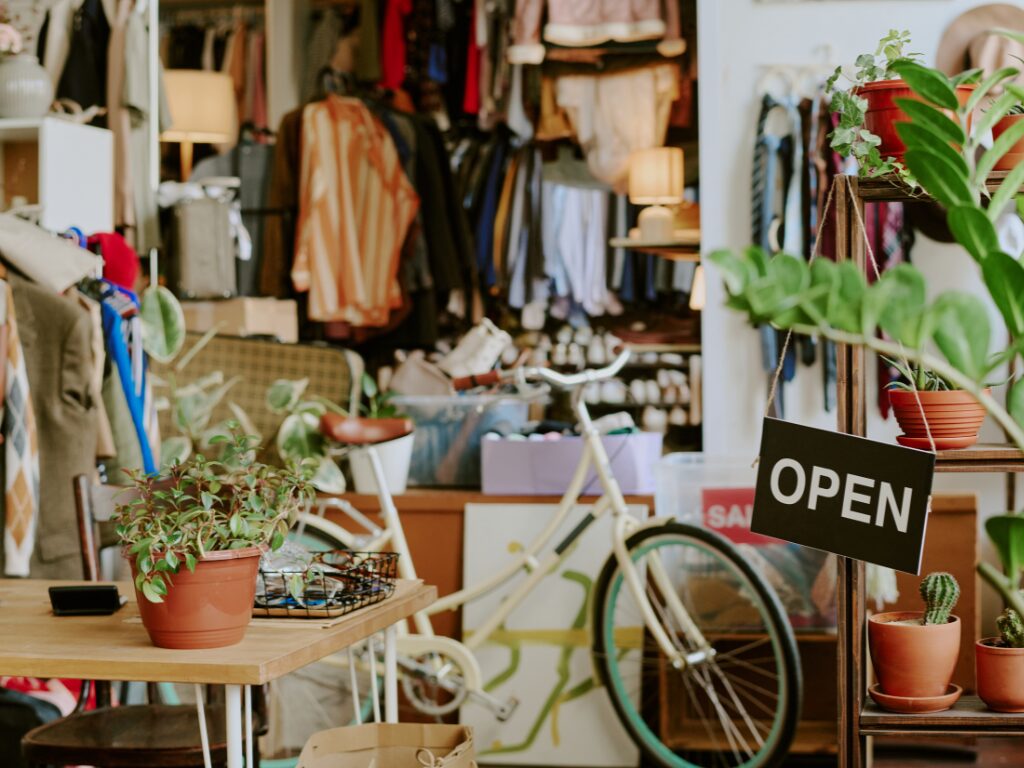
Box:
[320,414,414,445]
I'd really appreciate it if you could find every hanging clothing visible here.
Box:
[292,96,419,326]
[302,11,342,102]
[509,0,683,64]
[555,63,679,192]
[6,274,97,580]
[260,107,303,300]
[107,0,134,236]
[380,0,412,91]
[55,0,111,123]
[0,280,39,577]
[88,232,139,291]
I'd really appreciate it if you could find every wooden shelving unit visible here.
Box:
[835,174,1024,767]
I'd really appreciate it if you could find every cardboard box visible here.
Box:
[481,432,662,495]
[181,297,298,343]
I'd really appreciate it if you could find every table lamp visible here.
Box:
[628,147,684,242]
[161,70,236,179]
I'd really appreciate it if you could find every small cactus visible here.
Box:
[920,571,960,625]
[997,608,1024,648]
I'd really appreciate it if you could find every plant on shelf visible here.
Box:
[867,572,961,711]
[345,372,414,495]
[360,372,403,419]
[266,378,349,494]
[975,513,1024,712]
[711,51,1024,452]
[825,30,979,179]
[114,428,315,649]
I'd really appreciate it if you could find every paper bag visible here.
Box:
[296,723,476,768]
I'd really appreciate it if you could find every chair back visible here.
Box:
[72,475,123,582]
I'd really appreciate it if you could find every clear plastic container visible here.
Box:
[392,389,548,487]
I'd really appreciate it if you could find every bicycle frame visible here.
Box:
[308,389,711,670]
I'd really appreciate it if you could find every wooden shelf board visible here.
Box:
[935,443,1024,473]
[666,719,836,755]
[861,695,1024,735]
[609,234,700,260]
[855,170,1013,202]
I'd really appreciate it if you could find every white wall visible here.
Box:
[696,0,1018,625]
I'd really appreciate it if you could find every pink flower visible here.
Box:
[0,24,22,55]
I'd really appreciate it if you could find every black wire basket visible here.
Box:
[254,551,399,619]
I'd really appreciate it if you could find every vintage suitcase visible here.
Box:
[170,197,237,299]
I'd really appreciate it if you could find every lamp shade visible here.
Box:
[162,70,236,144]
[628,147,684,205]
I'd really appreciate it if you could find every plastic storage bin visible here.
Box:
[656,453,836,630]
[391,390,545,487]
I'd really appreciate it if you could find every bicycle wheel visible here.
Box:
[288,514,352,552]
[592,522,800,768]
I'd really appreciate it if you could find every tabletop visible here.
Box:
[0,578,436,685]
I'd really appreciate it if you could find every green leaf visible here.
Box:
[266,379,309,414]
[164,550,179,570]
[708,249,753,295]
[139,286,186,364]
[965,66,1020,113]
[951,68,983,86]
[229,514,242,537]
[138,554,153,574]
[988,161,1024,222]
[141,581,164,603]
[978,117,1024,182]
[270,530,285,550]
[904,148,973,208]
[890,60,959,110]
[1010,382,1024,431]
[870,265,927,345]
[185,553,198,572]
[974,91,1022,147]
[310,456,347,494]
[895,121,968,176]
[982,252,1024,337]
[276,412,326,463]
[947,206,1000,263]
[201,491,215,510]
[895,98,966,146]
[361,372,378,401]
[932,292,991,381]
[160,436,192,470]
[827,262,867,333]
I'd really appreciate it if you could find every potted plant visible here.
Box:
[826,29,977,176]
[992,104,1024,171]
[976,609,1024,713]
[868,572,961,712]
[977,513,1024,711]
[347,373,415,495]
[884,358,989,450]
[114,430,315,649]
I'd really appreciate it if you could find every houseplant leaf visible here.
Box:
[895,98,965,146]
[139,285,186,364]
[827,261,867,333]
[1010,381,1024,429]
[931,292,991,382]
[276,412,326,462]
[160,436,192,469]
[947,205,1000,263]
[310,456,346,494]
[890,60,959,110]
[988,161,1024,222]
[973,90,1022,146]
[267,378,309,414]
[709,248,754,294]
[895,121,968,176]
[985,514,1024,585]
[965,66,1019,113]
[982,252,1024,337]
[870,264,927,345]
[904,148,973,208]
[977,117,1024,182]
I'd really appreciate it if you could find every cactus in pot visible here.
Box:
[921,571,960,625]
[997,609,1024,648]
[976,513,1024,712]
[868,572,961,709]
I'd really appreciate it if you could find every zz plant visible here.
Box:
[115,429,315,603]
[711,51,1024,450]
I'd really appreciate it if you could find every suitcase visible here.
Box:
[170,197,237,299]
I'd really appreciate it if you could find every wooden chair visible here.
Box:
[20,475,260,768]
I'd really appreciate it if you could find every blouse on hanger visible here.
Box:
[292,96,419,327]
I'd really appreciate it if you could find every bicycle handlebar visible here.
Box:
[452,350,632,392]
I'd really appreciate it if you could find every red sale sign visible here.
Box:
[702,487,782,546]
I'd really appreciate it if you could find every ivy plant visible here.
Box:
[115,429,316,603]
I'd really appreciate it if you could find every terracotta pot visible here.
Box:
[976,638,1024,712]
[868,611,960,698]
[856,80,974,164]
[888,389,988,450]
[992,114,1024,172]
[129,546,262,649]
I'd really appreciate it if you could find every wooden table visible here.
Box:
[0,578,436,768]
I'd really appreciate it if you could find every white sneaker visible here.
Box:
[602,380,626,403]
[588,336,607,366]
[642,406,668,433]
[630,379,647,404]
[645,380,661,405]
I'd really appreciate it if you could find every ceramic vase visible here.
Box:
[0,54,52,119]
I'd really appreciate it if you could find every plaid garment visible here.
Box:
[2,279,40,576]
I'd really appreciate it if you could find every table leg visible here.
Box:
[226,684,244,768]
[385,623,398,723]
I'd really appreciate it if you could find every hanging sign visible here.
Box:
[752,418,936,574]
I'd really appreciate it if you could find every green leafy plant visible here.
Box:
[920,571,960,625]
[266,378,348,494]
[996,608,1024,648]
[114,429,315,603]
[361,372,402,419]
[978,513,1024,622]
[883,356,954,392]
[825,30,925,177]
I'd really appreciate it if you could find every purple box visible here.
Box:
[481,432,663,495]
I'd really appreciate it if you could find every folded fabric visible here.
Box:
[0,215,100,293]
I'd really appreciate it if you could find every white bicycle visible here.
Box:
[294,352,801,768]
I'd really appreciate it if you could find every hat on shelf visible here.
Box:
[935,3,1024,78]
